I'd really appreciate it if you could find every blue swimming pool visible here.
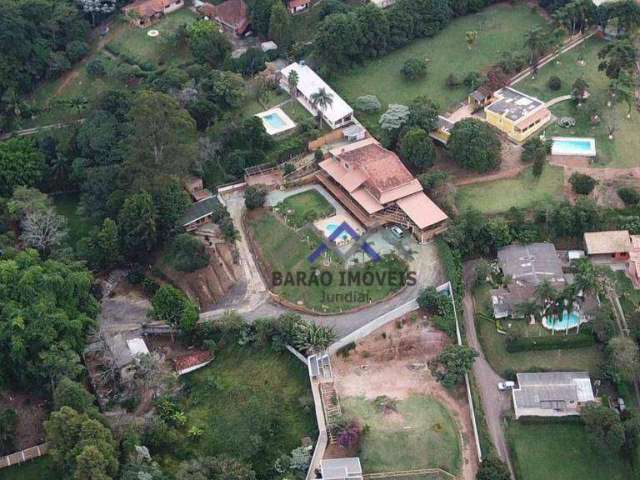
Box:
[551,137,596,157]
[263,112,286,129]
[325,223,349,241]
[542,311,582,331]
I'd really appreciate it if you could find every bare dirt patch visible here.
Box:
[327,313,478,479]
[0,391,47,450]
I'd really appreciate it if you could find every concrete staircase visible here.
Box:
[319,380,342,444]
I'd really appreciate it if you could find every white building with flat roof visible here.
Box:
[279,62,354,130]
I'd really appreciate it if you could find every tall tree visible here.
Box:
[399,128,436,170]
[125,90,197,189]
[598,38,637,80]
[187,20,231,67]
[448,118,501,173]
[268,1,292,49]
[0,137,46,196]
[118,192,158,258]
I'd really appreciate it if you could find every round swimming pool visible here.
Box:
[542,311,582,331]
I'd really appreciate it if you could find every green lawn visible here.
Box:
[276,190,335,228]
[181,346,317,479]
[0,458,59,480]
[248,211,407,312]
[107,10,198,67]
[53,193,93,247]
[332,3,547,132]
[507,422,634,480]
[342,395,461,475]
[611,270,640,318]
[456,165,564,214]
[516,37,640,168]
[474,286,604,377]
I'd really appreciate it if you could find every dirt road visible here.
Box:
[462,262,515,479]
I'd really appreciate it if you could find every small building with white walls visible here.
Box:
[279,62,354,130]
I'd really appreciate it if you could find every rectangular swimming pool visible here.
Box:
[551,137,596,157]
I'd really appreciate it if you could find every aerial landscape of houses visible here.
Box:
[2,0,640,480]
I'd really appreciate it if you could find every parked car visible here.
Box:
[390,225,404,239]
[498,381,515,391]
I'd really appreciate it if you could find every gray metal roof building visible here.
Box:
[513,372,595,419]
[497,243,565,286]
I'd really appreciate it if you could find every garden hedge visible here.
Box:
[505,329,595,352]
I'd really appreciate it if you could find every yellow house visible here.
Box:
[484,87,552,143]
[430,115,455,145]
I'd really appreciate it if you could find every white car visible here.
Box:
[390,225,404,239]
[498,381,515,391]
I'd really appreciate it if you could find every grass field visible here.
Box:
[53,193,93,247]
[332,3,547,131]
[342,395,461,474]
[248,211,406,312]
[474,286,604,377]
[277,190,336,228]
[107,10,198,68]
[508,422,634,480]
[181,346,316,478]
[516,37,640,168]
[456,165,565,214]
[0,458,59,480]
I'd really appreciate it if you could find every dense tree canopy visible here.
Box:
[0,250,98,390]
[448,118,501,172]
[0,137,46,196]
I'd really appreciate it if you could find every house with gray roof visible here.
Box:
[512,372,595,419]
[490,243,567,319]
[181,195,221,231]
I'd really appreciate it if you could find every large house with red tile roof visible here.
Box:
[316,138,448,243]
[122,0,184,27]
[198,0,251,36]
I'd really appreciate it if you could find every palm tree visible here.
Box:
[515,300,539,324]
[310,87,334,129]
[287,70,299,98]
[524,27,548,77]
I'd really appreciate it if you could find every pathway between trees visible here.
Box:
[462,262,515,480]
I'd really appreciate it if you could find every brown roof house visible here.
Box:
[584,230,640,289]
[199,0,251,36]
[287,0,312,13]
[316,137,448,243]
[122,0,184,27]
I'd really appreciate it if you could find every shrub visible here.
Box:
[569,172,597,195]
[87,58,106,78]
[547,75,562,91]
[618,187,640,206]
[244,185,268,209]
[66,40,90,63]
[283,163,295,175]
[354,95,382,112]
[167,234,210,272]
[445,73,461,89]
[401,58,427,81]
[505,329,595,352]
[0,408,17,455]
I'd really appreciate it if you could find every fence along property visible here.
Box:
[0,443,48,470]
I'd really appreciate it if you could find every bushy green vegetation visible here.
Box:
[276,190,336,228]
[0,458,60,480]
[342,395,461,474]
[179,345,317,479]
[507,421,634,480]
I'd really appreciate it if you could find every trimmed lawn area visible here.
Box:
[53,193,94,247]
[474,286,604,377]
[342,395,461,474]
[276,190,335,228]
[106,10,198,67]
[507,421,633,480]
[456,165,564,214]
[0,458,59,480]
[181,346,317,479]
[516,37,640,168]
[247,211,407,313]
[332,4,547,131]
